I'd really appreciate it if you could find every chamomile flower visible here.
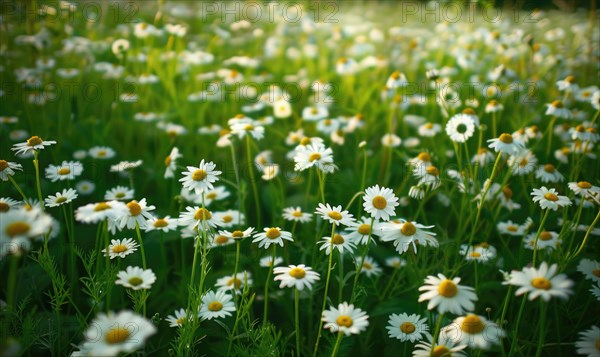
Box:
[145,216,178,232]
[524,230,561,251]
[252,227,293,249]
[531,187,572,211]
[386,313,431,342]
[80,311,156,357]
[315,203,355,226]
[282,207,312,223]
[459,243,497,262]
[180,160,222,195]
[76,180,96,195]
[118,199,156,230]
[110,160,142,174]
[508,149,538,175]
[487,133,525,155]
[413,336,467,357]
[446,114,476,143]
[11,135,56,155]
[75,201,126,224]
[102,238,139,259]
[322,302,369,336]
[319,232,357,255]
[569,181,600,198]
[88,146,116,159]
[591,284,600,302]
[472,147,495,166]
[441,314,505,350]
[273,264,320,290]
[44,161,83,182]
[575,325,600,357]
[115,266,157,290]
[535,164,564,183]
[44,188,78,208]
[545,100,572,119]
[577,259,600,283]
[165,309,189,328]
[379,220,438,254]
[0,197,19,213]
[199,290,236,320]
[0,160,23,181]
[218,227,255,241]
[105,186,134,201]
[213,210,244,227]
[418,274,477,315]
[230,121,265,140]
[260,256,284,268]
[178,206,221,229]
[357,256,382,277]
[294,143,336,173]
[497,220,528,236]
[556,75,578,92]
[381,133,402,147]
[385,256,407,269]
[505,262,574,301]
[203,186,230,206]
[164,147,182,179]
[215,272,252,295]
[362,185,399,221]
[344,216,381,245]
[0,207,53,252]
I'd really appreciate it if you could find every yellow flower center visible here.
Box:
[519,158,528,167]
[176,317,185,325]
[477,147,488,155]
[27,136,43,146]
[58,167,71,175]
[300,137,311,146]
[577,181,592,189]
[0,160,8,171]
[426,166,439,176]
[112,244,128,253]
[595,339,600,351]
[164,156,172,167]
[94,202,111,211]
[502,187,513,199]
[425,123,434,129]
[400,322,416,334]
[592,269,600,277]
[309,153,321,162]
[192,169,207,181]
[565,75,575,83]
[460,315,485,334]
[266,228,281,239]
[391,71,400,79]
[154,219,168,228]
[431,346,451,357]
[463,108,476,115]
[115,193,125,199]
[437,280,458,297]
[544,164,555,173]
[332,234,345,245]
[127,201,142,216]
[232,230,244,238]
[372,196,387,210]
[544,193,558,202]
[222,215,233,223]
[289,267,306,279]
[531,277,552,290]
[208,301,223,311]
[227,278,242,289]
[206,192,217,199]
[244,124,254,131]
[6,222,30,237]
[507,225,518,232]
[55,196,67,204]
[97,150,107,157]
[336,315,353,327]
[469,251,481,258]
[105,327,130,344]
[0,202,9,212]
[417,152,431,162]
[575,125,585,132]
[292,210,303,217]
[539,231,552,241]
[194,208,212,220]
[215,235,229,244]
[128,277,143,286]
[552,100,563,108]
[401,222,417,236]
[498,133,513,144]
[328,211,342,221]
[358,224,371,235]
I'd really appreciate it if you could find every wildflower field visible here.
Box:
[1,1,599,356]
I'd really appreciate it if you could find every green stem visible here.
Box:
[509,294,528,357]
[6,255,19,311]
[246,135,261,227]
[313,224,337,357]
[468,152,502,247]
[569,208,600,260]
[429,313,445,356]
[545,116,557,158]
[351,218,375,302]
[338,252,344,303]
[263,244,276,325]
[330,332,344,357]
[532,209,551,266]
[295,288,301,357]
[535,301,548,357]
[134,222,147,269]
[8,176,30,205]
[33,151,44,211]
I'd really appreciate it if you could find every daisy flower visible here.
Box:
[418,274,477,315]
[79,310,156,357]
[487,133,525,155]
[441,314,505,350]
[496,219,528,236]
[115,266,157,290]
[0,207,53,253]
[569,181,600,198]
[11,135,56,155]
[260,256,284,268]
[577,258,600,283]
[105,186,134,201]
[524,230,561,251]
[230,121,265,140]
[0,197,20,213]
[145,216,178,232]
[445,113,476,143]
[575,325,600,357]
[385,256,407,269]
[315,203,355,226]
[319,232,357,255]
[110,160,142,174]
[219,227,255,241]
[472,147,495,166]
[418,122,442,137]
[379,220,438,254]
[357,256,382,277]
[344,216,381,245]
[0,160,23,181]
[535,163,564,183]
[556,75,578,92]
[505,262,574,301]
[210,233,235,248]
[88,146,116,159]
[102,238,139,259]
[215,271,252,295]
[179,206,221,229]
[165,308,189,328]
[508,149,537,175]
[591,284,600,302]
[164,147,182,179]
[273,264,321,290]
[44,188,78,208]
[199,290,236,320]
[213,210,245,227]
[44,161,83,182]
[459,243,497,262]
[75,180,96,195]
[386,313,431,342]
[252,227,293,249]
[381,133,402,147]
[294,143,337,173]
[75,201,126,224]
[322,302,369,336]
[362,185,399,221]
[531,187,572,211]
[413,335,467,357]
[179,159,222,195]
[282,206,312,223]
[203,186,231,206]
[118,199,156,230]
[545,100,572,119]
